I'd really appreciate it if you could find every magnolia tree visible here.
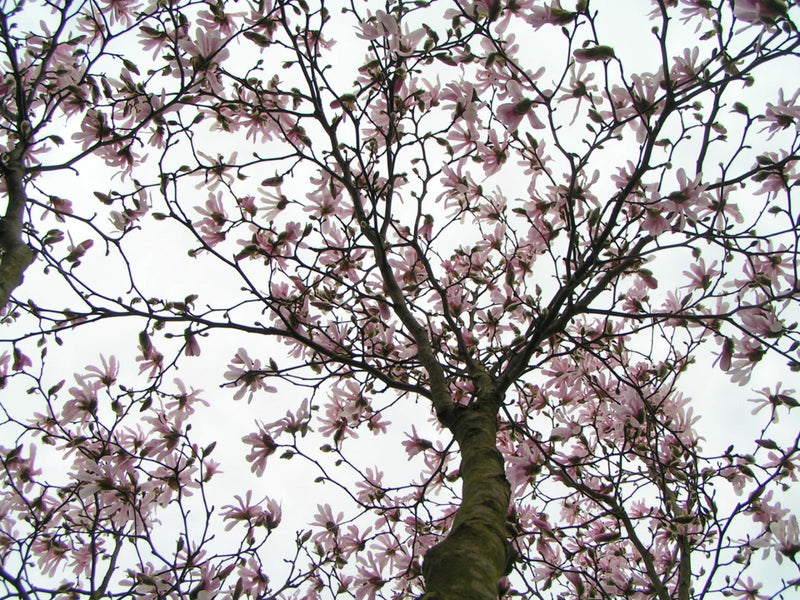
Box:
[1,0,800,598]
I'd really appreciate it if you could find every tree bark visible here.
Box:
[0,158,34,309]
[422,402,512,600]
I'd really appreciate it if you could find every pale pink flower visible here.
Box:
[136,345,163,378]
[526,0,576,29]
[69,540,103,578]
[558,63,598,124]
[749,383,796,421]
[179,28,230,66]
[680,1,715,30]
[183,329,201,357]
[355,553,386,600]
[72,110,112,149]
[366,412,391,435]
[221,490,281,531]
[311,503,344,547]
[242,424,278,476]
[682,258,720,290]
[733,576,767,600]
[440,80,480,124]
[32,536,69,578]
[142,410,187,461]
[496,98,545,132]
[662,168,710,224]
[63,375,102,422]
[263,398,310,436]
[734,0,787,24]
[762,88,800,139]
[121,563,174,597]
[740,307,784,338]
[671,46,704,85]
[641,207,671,236]
[355,467,384,504]
[476,130,509,175]
[768,514,800,564]
[237,557,270,598]
[11,347,31,371]
[166,378,208,415]
[339,524,372,558]
[224,348,277,402]
[402,425,434,458]
[85,354,119,387]
[371,533,404,569]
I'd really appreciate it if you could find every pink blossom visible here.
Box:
[194,191,228,247]
[526,0,576,28]
[136,343,163,378]
[762,88,800,139]
[355,468,384,504]
[506,441,544,494]
[99,0,140,26]
[734,0,788,24]
[11,347,31,371]
[764,514,800,564]
[476,129,509,175]
[671,46,704,84]
[355,553,386,600]
[366,412,391,435]
[740,307,784,338]
[2,444,42,493]
[339,524,371,558]
[242,424,278,476]
[728,337,765,386]
[69,540,104,578]
[715,337,734,372]
[237,557,270,598]
[138,20,170,58]
[402,425,434,458]
[166,378,208,416]
[120,563,174,597]
[438,160,481,210]
[558,63,598,124]
[661,168,710,224]
[221,490,282,531]
[749,383,797,421]
[733,576,767,600]
[679,1,715,29]
[63,375,102,423]
[179,28,230,67]
[260,187,290,222]
[85,354,119,387]
[263,398,310,436]
[682,258,720,291]
[223,347,277,402]
[32,535,69,578]
[147,454,200,506]
[142,410,187,461]
[496,98,545,132]
[72,110,112,149]
[641,207,671,236]
[183,329,201,357]
[441,80,480,124]
[304,177,344,219]
[311,503,344,547]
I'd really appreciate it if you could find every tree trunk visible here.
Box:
[422,403,512,599]
[0,158,35,308]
